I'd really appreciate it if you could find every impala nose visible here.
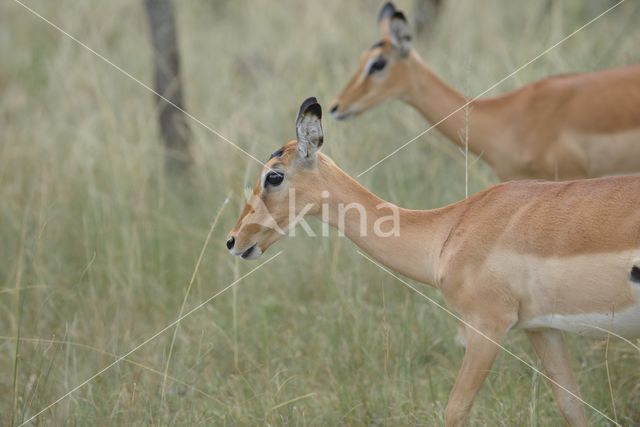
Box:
[226,236,235,250]
[330,104,339,114]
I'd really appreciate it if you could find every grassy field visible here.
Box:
[1,0,640,425]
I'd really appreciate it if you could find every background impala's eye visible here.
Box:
[265,171,284,187]
[368,57,387,75]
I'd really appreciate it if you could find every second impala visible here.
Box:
[331,2,640,181]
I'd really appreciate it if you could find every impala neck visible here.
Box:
[403,53,494,160]
[313,157,450,286]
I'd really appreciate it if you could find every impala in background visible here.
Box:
[331,2,640,181]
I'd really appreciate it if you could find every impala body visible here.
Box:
[331,2,640,181]
[227,97,640,426]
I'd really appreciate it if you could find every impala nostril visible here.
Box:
[226,236,235,250]
[330,104,339,114]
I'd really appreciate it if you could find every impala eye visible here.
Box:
[368,57,387,75]
[265,171,284,187]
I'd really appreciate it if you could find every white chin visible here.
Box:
[241,246,262,260]
[331,110,352,121]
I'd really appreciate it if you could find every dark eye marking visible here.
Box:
[269,148,284,160]
[368,57,387,75]
[265,171,284,187]
[631,265,640,283]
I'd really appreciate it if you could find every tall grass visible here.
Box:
[1,0,639,425]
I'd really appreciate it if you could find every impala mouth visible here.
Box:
[331,109,353,121]
[240,244,262,260]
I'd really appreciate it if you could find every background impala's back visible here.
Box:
[1,1,639,425]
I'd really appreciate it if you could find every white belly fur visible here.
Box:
[488,250,640,339]
[519,304,640,339]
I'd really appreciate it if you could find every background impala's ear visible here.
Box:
[296,97,324,162]
[389,11,412,55]
[378,2,397,35]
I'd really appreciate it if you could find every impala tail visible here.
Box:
[631,262,640,283]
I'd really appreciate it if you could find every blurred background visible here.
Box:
[1,0,639,425]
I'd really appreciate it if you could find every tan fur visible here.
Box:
[332,30,640,181]
[228,135,640,425]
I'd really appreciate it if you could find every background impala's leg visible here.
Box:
[526,329,588,427]
[444,320,511,427]
[454,321,467,348]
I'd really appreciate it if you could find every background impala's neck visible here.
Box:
[313,158,450,286]
[403,54,494,159]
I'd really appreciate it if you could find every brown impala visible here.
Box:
[227,97,640,426]
[331,2,640,181]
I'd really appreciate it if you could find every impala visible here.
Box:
[331,2,640,181]
[226,97,640,426]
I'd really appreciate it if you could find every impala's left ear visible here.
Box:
[390,11,412,56]
[296,97,324,162]
[378,2,397,35]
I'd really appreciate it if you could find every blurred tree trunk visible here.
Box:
[414,0,443,36]
[144,0,191,172]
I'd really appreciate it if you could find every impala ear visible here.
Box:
[296,97,324,162]
[389,11,412,56]
[378,2,397,35]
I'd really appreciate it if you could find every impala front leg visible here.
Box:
[444,319,513,427]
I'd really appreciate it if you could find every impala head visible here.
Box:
[331,1,414,120]
[226,97,328,260]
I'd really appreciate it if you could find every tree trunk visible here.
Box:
[144,0,191,172]
[414,0,443,36]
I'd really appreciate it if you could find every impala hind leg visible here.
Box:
[526,329,587,427]
[444,320,512,427]
[454,321,467,348]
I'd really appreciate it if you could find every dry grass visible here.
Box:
[1,0,639,425]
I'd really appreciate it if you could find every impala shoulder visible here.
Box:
[520,76,579,109]
[437,182,522,255]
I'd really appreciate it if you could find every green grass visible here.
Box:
[1,0,640,425]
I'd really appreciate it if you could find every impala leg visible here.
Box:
[454,321,467,348]
[444,321,510,427]
[526,329,587,427]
